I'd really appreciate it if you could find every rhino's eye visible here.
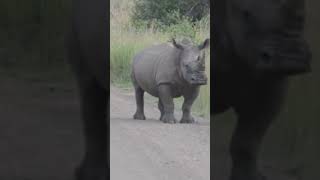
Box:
[184,64,192,72]
[244,11,250,19]
[243,10,253,22]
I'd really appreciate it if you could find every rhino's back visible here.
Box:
[132,43,179,96]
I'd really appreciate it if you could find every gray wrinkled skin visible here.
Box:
[131,39,209,123]
[213,0,311,180]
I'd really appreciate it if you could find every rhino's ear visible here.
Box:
[172,38,184,50]
[199,38,210,50]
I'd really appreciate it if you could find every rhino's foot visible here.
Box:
[75,166,107,180]
[133,112,146,120]
[161,114,177,124]
[230,171,266,180]
[180,115,195,123]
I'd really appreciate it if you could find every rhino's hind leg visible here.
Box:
[133,86,146,120]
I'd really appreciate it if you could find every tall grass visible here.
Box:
[110,0,210,117]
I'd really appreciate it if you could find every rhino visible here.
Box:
[65,0,108,179]
[131,38,209,123]
[212,0,311,180]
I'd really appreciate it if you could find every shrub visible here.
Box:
[131,0,209,28]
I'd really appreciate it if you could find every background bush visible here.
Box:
[131,0,209,28]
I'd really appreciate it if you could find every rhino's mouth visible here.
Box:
[255,34,311,75]
[189,72,207,85]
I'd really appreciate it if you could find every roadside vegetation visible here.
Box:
[110,0,210,117]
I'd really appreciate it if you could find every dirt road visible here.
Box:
[0,73,83,180]
[0,71,210,180]
[0,71,302,180]
[110,86,294,180]
[110,87,210,180]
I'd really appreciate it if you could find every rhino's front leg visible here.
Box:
[158,99,164,120]
[158,84,177,123]
[75,78,108,180]
[66,31,108,180]
[230,81,287,180]
[180,87,200,123]
[230,112,270,180]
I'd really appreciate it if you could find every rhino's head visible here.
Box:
[224,0,311,75]
[172,38,210,85]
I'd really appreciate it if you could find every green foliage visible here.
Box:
[131,0,209,28]
[111,41,143,83]
[162,14,196,39]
